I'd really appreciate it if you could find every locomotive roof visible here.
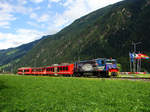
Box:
[77,58,116,63]
[77,58,106,62]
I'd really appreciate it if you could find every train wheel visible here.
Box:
[74,73,83,77]
[111,72,118,77]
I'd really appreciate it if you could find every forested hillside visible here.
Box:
[2,0,150,72]
[0,36,49,72]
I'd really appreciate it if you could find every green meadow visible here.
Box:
[0,75,150,112]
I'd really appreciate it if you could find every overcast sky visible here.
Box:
[0,0,122,49]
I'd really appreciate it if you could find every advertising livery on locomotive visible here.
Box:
[18,58,119,77]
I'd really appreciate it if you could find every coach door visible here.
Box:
[54,67,58,76]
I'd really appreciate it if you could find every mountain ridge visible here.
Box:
[2,0,150,72]
[0,36,50,71]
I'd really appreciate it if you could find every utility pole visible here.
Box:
[129,52,132,72]
[132,42,141,73]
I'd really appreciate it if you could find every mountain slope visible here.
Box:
[6,0,150,72]
[0,36,50,72]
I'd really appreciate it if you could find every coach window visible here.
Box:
[60,67,62,71]
[66,67,68,71]
[63,67,65,71]
[25,70,29,72]
[47,68,50,71]
[57,67,60,72]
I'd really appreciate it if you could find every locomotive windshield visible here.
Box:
[106,59,116,64]
[105,59,117,69]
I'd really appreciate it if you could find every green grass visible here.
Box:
[0,75,150,112]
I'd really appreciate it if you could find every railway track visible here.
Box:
[16,74,150,81]
[110,77,150,81]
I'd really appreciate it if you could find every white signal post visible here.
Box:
[132,42,142,73]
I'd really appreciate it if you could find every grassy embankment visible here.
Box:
[0,75,150,112]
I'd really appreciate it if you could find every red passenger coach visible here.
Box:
[56,64,74,75]
[31,67,46,75]
[17,64,74,76]
[17,67,32,75]
[45,64,74,76]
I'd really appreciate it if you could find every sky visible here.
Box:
[0,0,122,50]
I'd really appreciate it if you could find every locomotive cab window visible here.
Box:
[102,60,105,65]
[106,59,116,64]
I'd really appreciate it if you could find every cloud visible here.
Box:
[0,29,46,49]
[17,0,28,5]
[49,0,61,3]
[0,13,16,21]
[62,0,73,6]
[30,13,38,19]
[38,14,50,22]
[27,21,40,28]
[30,0,43,3]
[87,0,123,11]
[53,0,122,30]
[0,1,33,28]
[0,0,123,49]
[53,0,89,29]
[0,4,16,28]
[0,2,14,13]
[0,21,10,29]
[30,13,50,22]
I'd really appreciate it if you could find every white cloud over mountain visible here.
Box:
[0,29,46,49]
[0,0,122,49]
